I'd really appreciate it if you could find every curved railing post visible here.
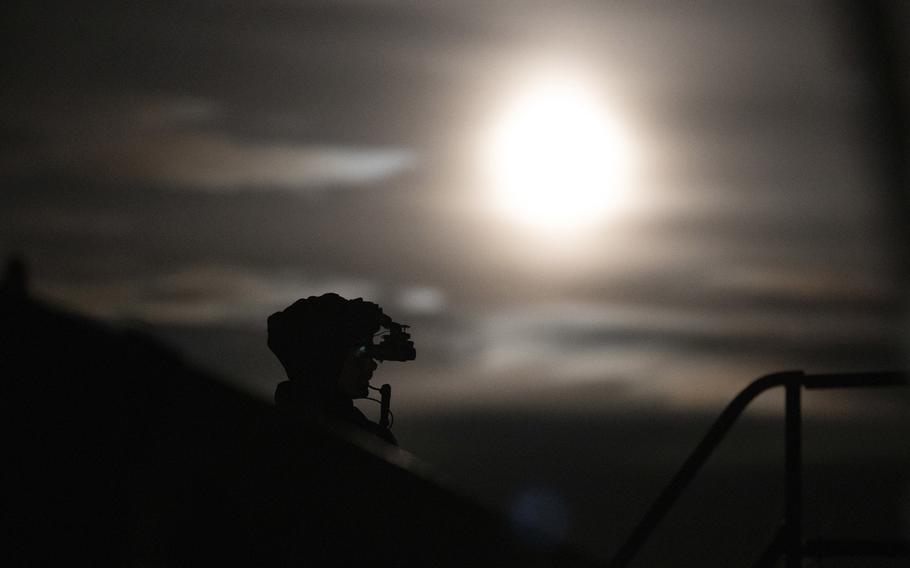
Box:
[607,370,908,568]
[607,371,803,568]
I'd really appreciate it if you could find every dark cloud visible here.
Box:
[1,1,906,413]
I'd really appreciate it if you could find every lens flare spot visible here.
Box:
[509,487,570,546]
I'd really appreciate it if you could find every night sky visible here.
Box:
[3,1,909,563]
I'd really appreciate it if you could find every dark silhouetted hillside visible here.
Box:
[1,267,600,567]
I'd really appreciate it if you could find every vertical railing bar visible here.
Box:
[784,380,802,568]
[608,370,907,568]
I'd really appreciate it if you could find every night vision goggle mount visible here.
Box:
[358,320,416,362]
[360,320,415,430]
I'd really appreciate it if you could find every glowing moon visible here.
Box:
[484,80,631,232]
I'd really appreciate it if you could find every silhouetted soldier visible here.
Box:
[267,293,415,445]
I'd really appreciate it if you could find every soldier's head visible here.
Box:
[267,293,389,398]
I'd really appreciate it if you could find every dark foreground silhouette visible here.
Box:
[0,263,599,567]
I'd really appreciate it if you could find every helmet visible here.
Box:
[267,293,389,380]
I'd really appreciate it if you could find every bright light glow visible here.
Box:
[484,80,633,233]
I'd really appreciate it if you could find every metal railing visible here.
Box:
[608,370,909,568]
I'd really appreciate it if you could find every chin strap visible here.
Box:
[367,383,394,429]
[378,384,392,428]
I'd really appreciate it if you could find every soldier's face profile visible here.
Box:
[338,344,377,398]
